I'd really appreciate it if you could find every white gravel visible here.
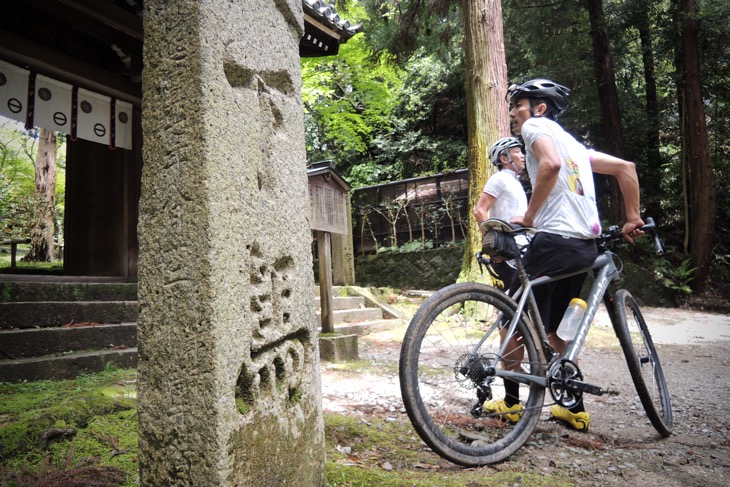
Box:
[321,305,730,486]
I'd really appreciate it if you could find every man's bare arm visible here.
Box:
[473,192,497,234]
[590,151,644,242]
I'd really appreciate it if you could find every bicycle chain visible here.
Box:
[457,351,610,421]
[478,356,582,421]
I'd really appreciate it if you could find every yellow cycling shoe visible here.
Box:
[550,405,590,432]
[482,399,524,424]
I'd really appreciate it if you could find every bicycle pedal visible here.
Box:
[470,402,486,418]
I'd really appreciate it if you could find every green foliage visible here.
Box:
[346,159,402,189]
[302,3,467,188]
[503,0,598,138]
[1,126,35,241]
[713,252,730,285]
[618,236,696,300]
[303,18,404,175]
[655,256,697,296]
[0,121,66,243]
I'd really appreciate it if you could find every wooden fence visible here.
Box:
[351,169,469,255]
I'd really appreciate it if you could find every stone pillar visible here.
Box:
[137,1,324,486]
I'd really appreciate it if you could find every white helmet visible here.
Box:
[488,137,522,167]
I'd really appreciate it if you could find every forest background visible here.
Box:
[1,0,728,300]
[301,0,728,298]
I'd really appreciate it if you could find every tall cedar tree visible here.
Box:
[23,128,57,262]
[676,0,715,291]
[586,0,625,224]
[458,0,511,283]
[630,0,662,219]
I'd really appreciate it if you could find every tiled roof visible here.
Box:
[302,0,363,57]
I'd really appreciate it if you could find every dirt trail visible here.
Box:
[321,306,730,486]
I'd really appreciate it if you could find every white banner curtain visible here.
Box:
[76,88,111,147]
[0,59,134,150]
[34,74,73,133]
[113,99,133,150]
[0,59,30,125]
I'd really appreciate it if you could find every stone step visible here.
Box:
[313,285,346,297]
[0,279,138,302]
[0,301,139,329]
[0,347,138,383]
[0,280,400,381]
[316,307,383,324]
[0,323,137,359]
[313,296,364,310]
[334,318,404,336]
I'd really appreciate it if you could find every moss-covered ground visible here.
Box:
[1,365,575,487]
[0,365,137,486]
[0,253,63,275]
[323,413,571,487]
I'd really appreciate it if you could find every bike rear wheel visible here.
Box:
[612,289,673,436]
[399,282,546,466]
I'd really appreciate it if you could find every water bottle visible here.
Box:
[556,298,587,341]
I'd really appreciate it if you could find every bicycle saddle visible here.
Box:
[479,218,536,235]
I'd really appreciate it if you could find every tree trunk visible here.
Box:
[677,0,715,292]
[24,128,57,262]
[585,0,624,225]
[459,0,510,283]
[633,0,663,219]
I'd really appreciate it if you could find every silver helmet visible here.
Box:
[489,136,522,167]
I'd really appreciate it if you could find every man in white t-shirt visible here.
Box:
[473,136,528,289]
[488,79,645,431]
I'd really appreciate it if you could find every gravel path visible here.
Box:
[321,306,730,486]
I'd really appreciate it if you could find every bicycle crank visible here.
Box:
[548,359,620,407]
[547,359,583,408]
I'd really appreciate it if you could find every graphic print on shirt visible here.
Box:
[566,158,584,196]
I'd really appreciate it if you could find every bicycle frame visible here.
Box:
[486,249,621,388]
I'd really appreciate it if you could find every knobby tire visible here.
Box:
[612,289,673,436]
[399,282,546,466]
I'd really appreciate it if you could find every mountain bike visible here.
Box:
[399,218,673,466]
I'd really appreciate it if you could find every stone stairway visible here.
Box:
[0,278,404,382]
[313,285,404,335]
[0,276,138,383]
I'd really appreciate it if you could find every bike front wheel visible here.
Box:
[613,289,673,436]
[399,282,546,466]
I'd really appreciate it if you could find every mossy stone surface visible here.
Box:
[138,1,323,485]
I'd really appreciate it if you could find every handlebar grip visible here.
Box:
[641,217,665,256]
[652,232,665,256]
[640,217,655,231]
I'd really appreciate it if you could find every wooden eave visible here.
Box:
[0,0,357,109]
